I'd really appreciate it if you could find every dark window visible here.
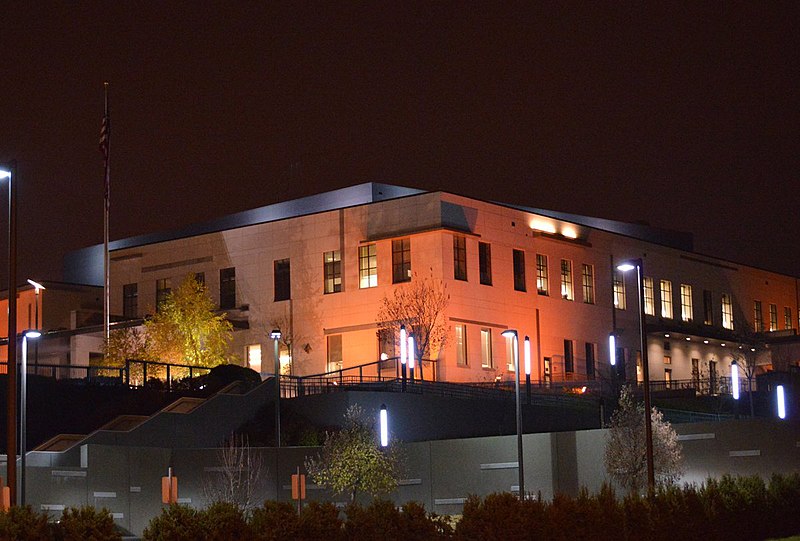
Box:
[123,283,138,318]
[274,259,291,301]
[585,342,595,378]
[453,236,467,281]
[194,272,205,285]
[703,290,713,325]
[220,267,236,309]
[564,339,574,373]
[155,279,170,312]
[616,348,626,380]
[392,238,411,283]
[479,242,492,285]
[323,250,342,294]
[513,249,526,292]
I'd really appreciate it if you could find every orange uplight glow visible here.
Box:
[529,218,556,234]
[561,227,578,239]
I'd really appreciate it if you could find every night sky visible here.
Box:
[1,2,798,285]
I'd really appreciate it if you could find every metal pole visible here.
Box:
[514,334,524,500]
[5,162,18,505]
[273,334,281,447]
[636,262,655,497]
[20,336,26,505]
[33,288,39,375]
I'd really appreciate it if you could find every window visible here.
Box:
[560,259,574,300]
[513,250,526,292]
[613,272,626,310]
[769,303,778,331]
[323,250,342,294]
[664,368,672,389]
[643,277,655,315]
[721,293,734,330]
[581,264,594,304]
[123,283,138,318]
[585,342,595,378]
[392,238,411,283]
[246,344,262,373]
[194,272,205,285]
[453,236,467,281]
[359,244,377,288]
[506,337,515,371]
[663,355,672,365]
[536,254,548,295]
[660,280,673,319]
[753,300,763,332]
[703,290,713,325]
[785,307,793,330]
[220,267,236,309]
[274,259,291,301]
[479,242,492,285]
[564,339,574,373]
[327,335,343,372]
[156,278,171,311]
[455,324,467,366]
[480,329,493,368]
[680,284,693,322]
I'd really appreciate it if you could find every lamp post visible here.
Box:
[379,404,389,448]
[501,329,524,500]
[27,280,45,376]
[20,330,41,506]
[523,336,531,405]
[1,163,18,505]
[270,329,281,447]
[616,258,655,496]
[407,333,415,383]
[400,325,407,392]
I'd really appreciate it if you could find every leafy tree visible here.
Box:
[376,270,449,379]
[305,404,404,503]
[604,386,683,495]
[101,326,147,376]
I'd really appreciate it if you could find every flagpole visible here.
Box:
[102,82,111,344]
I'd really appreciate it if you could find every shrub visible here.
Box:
[298,501,344,541]
[58,506,120,541]
[250,501,300,541]
[0,505,52,541]
[200,502,253,541]
[142,504,204,541]
[456,492,527,540]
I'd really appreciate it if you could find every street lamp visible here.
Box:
[1,164,18,505]
[777,385,786,420]
[501,329,524,500]
[523,336,531,404]
[27,280,45,375]
[616,258,655,496]
[379,404,389,448]
[270,329,281,447]
[20,330,41,506]
[407,333,415,382]
[731,360,740,400]
[400,325,407,391]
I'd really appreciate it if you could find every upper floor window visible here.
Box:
[358,244,377,288]
[721,293,734,330]
[479,242,492,286]
[613,272,626,310]
[769,303,778,331]
[513,250,526,292]
[274,259,291,301]
[455,324,468,366]
[560,259,574,300]
[753,300,763,332]
[660,280,673,319]
[323,250,342,294]
[785,307,793,330]
[155,278,171,312]
[680,284,693,322]
[392,238,411,283]
[536,254,549,295]
[123,283,138,318]
[453,236,467,281]
[703,289,713,325]
[219,267,236,309]
[643,277,655,316]
[581,264,594,304]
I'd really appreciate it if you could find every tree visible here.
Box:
[604,386,682,495]
[728,331,769,417]
[376,270,449,379]
[102,326,146,371]
[203,433,264,510]
[144,274,234,367]
[305,404,404,503]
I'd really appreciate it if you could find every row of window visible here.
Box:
[753,301,794,332]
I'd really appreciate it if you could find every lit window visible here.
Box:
[721,293,734,330]
[358,244,377,288]
[753,300,763,332]
[785,307,793,330]
[323,251,342,294]
[664,368,672,389]
[581,264,594,304]
[769,303,778,331]
[220,267,236,309]
[536,254,548,295]
[513,250,526,292]
[327,335,343,372]
[453,236,467,281]
[479,243,492,285]
[392,238,411,283]
[643,277,655,316]
[506,336,515,371]
[680,284,693,322]
[455,324,467,366]
[660,280,673,319]
[480,328,492,368]
[560,259,573,301]
[274,259,291,301]
[246,344,262,373]
[613,272,626,310]
[123,283,138,318]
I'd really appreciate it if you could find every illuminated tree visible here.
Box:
[376,270,449,378]
[305,405,404,503]
[604,386,682,494]
[203,433,264,510]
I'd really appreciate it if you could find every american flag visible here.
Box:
[99,115,110,161]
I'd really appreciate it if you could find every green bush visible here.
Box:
[200,502,253,541]
[250,501,300,541]
[297,501,344,541]
[0,505,53,541]
[57,506,121,541]
[142,504,204,541]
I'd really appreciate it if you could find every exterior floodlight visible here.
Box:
[24,330,41,339]
[777,385,786,419]
[609,334,616,366]
[0,170,10,179]
[501,328,524,500]
[379,404,389,447]
[523,336,531,376]
[270,329,281,340]
[400,325,407,365]
[26,279,45,291]
[616,263,636,272]
[501,329,517,340]
[731,361,740,400]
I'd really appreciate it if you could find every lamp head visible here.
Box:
[616,263,636,272]
[27,279,46,291]
[269,329,281,340]
[24,330,42,339]
[0,169,10,180]
[501,329,518,339]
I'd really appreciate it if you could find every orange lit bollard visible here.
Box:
[1,476,9,511]
[291,467,306,514]
[161,468,178,504]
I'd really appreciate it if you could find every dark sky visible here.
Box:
[1,2,798,285]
